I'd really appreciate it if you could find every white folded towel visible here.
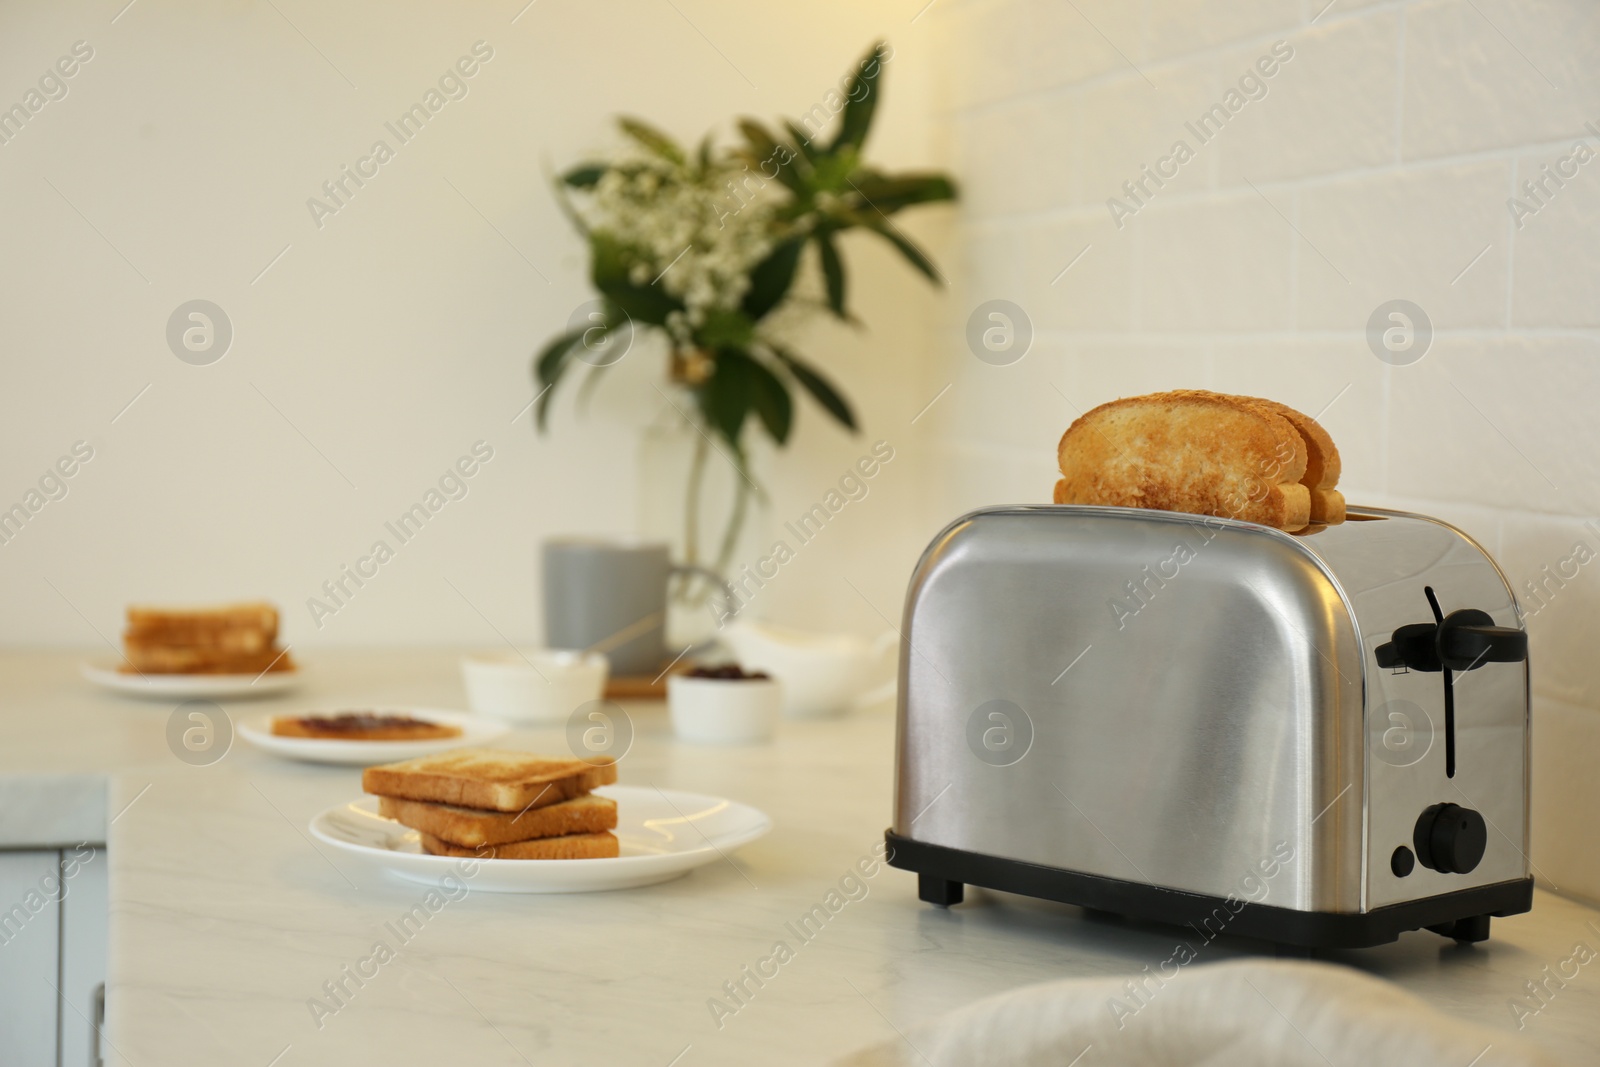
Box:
[836,959,1556,1067]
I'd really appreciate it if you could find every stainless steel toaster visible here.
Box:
[886,505,1533,949]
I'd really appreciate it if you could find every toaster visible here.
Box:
[886,505,1533,949]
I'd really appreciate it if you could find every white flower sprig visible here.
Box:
[580,152,781,342]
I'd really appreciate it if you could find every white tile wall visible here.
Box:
[1532,696,1600,900]
[1511,144,1600,328]
[1214,13,1399,186]
[928,0,1600,902]
[1295,160,1511,329]
[1144,0,1302,62]
[1074,60,1219,210]
[1134,190,1297,331]
[1402,0,1600,160]
[1387,335,1600,514]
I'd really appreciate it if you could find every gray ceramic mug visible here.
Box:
[542,540,735,677]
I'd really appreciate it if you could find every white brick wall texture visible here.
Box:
[925,0,1600,901]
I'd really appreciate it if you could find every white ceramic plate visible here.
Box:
[238,708,509,765]
[81,660,302,700]
[309,785,772,893]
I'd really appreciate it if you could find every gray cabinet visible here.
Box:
[60,847,108,1067]
[0,851,60,1065]
[0,847,107,1067]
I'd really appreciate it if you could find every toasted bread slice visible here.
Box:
[1244,398,1344,524]
[124,628,274,654]
[126,602,279,638]
[1054,473,1319,522]
[419,829,619,860]
[1246,400,1340,489]
[273,713,461,741]
[362,749,618,813]
[1310,488,1346,525]
[119,646,294,675]
[380,793,617,847]
[1055,390,1311,531]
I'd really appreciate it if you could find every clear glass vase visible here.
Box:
[636,399,766,633]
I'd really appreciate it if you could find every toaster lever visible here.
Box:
[1374,622,1443,672]
[1373,611,1527,674]
[1436,609,1528,672]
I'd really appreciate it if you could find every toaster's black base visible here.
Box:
[886,831,1535,950]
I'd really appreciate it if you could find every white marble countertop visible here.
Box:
[2,649,1597,1065]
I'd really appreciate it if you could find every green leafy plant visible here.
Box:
[535,41,956,569]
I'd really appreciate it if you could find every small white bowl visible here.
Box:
[667,674,780,744]
[460,650,608,724]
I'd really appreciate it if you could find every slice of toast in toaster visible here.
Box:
[1054,390,1312,531]
[1243,397,1345,525]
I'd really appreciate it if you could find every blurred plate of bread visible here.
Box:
[83,600,300,698]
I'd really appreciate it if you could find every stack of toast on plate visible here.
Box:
[121,601,294,674]
[1053,390,1345,532]
[363,749,620,859]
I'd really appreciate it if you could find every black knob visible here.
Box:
[1436,609,1528,672]
[1413,803,1487,874]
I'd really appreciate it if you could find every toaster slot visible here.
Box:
[1424,587,1455,778]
